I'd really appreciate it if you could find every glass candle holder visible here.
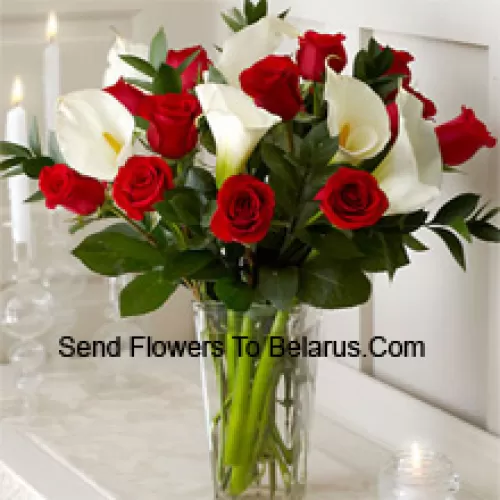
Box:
[378,447,460,500]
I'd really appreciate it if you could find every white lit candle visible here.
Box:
[43,11,60,141]
[5,77,31,244]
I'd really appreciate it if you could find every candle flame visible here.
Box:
[11,77,23,106]
[47,11,58,41]
[411,442,422,471]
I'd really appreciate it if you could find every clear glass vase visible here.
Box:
[194,302,319,500]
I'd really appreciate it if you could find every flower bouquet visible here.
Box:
[1,0,499,498]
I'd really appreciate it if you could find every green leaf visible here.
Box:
[24,190,45,203]
[124,78,154,93]
[1,165,23,178]
[149,27,168,70]
[221,12,246,32]
[207,66,228,84]
[163,250,216,280]
[479,207,500,223]
[189,261,229,280]
[22,156,54,179]
[468,221,500,242]
[0,157,23,171]
[155,188,202,226]
[298,227,363,260]
[176,49,201,75]
[433,193,480,225]
[294,112,318,124]
[198,115,216,154]
[230,7,247,24]
[215,278,255,312]
[403,234,428,252]
[300,122,338,169]
[431,227,466,270]
[72,230,164,277]
[251,0,268,22]
[0,141,32,158]
[119,55,157,78]
[153,63,182,94]
[28,117,42,156]
[185,167,216,198]
[120,270,176,317]
[258,267,298,309]
[278,7,291,19]
[298,258,371,309]
[449,216,472,243]
[134,116,149,131]
[48,131,66,164]
[261,143,299,189]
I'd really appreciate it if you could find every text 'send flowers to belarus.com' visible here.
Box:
[59,335,426,360]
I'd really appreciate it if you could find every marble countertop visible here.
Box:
[0,356,480,500]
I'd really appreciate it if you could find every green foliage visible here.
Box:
[120,55,156,78]
[0,141,32,158]
[298,257,371,309]
[258,267,298,309]
[432,193,480,225]
[120,270,177,317]
[153,63,182,94]
[28,117,42,157]
[72,228,164,276]
[124,78,154,93]
[48,131,66,164]
[149,27,168,70]
[24,190,45,203]
[431,227,466,270]
[22,156,54,179]
[155,187,203,227]
[176,49,201,74]
[298,227,362,260]
[207,66,228,84]
[215,278,255,311]
[244,0,267,24]
[353,38,401,101]
[163,250,217,281]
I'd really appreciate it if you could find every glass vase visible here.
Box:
[194,302,319,500]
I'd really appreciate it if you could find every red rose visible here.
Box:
[166,45,211,91]
[240,55,302,121]
[211,175,275,244]
[297,31,347,81]
[39,164,105,216]
[112,156,174,220]
[315,167,388,230]
[384,46,437,118]
[142,93,201,159]
[435,106,497,166]
[104,78,148,118]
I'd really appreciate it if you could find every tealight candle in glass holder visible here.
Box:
[378,443,460,500]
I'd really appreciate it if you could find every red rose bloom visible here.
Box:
[436,106,497,166]
[315,167,388,230]
[142,93,201,159]
[211,175,275,244]
[39,164,105,216]
[297,31,347,81]
[240,55,302,121]
[166,45,211,91]
[384,46,437,119]
[113,156,174,220]
[104,78,148,118]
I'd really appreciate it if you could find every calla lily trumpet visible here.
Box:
[373,91,443,214]
[218,16,299,87]
[325,65,391,163]
[103,36,149,88]
[195,83,281,186]
[55,89,135,181]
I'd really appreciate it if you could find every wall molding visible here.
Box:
[317,359,500,499]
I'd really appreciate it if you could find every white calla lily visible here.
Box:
[218,16,299,87]
[56,89,135,181]
[103,37,149,87]
[374,91,442,214]
[195,84,281,186]
[325,66,391,163]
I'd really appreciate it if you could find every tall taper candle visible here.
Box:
[43,11,60,140]
[5,77,31,244]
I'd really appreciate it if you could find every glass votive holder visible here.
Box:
[378,447,460,500]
